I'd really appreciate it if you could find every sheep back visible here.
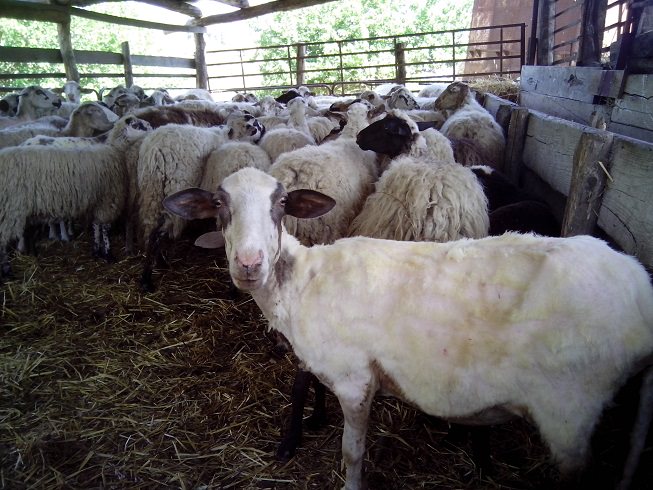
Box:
[348,157,489,241]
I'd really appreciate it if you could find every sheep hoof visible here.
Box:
[305,412,327,431]
[275,438,299,462]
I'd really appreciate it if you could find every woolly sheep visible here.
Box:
[201,141,272,192]
[164,166,653,490]
[268,102,378,246]
[434,81,506,169]
[175,88,214,102]
[0,93,20,117]
[351,109,488,242]
[259,128,314,163]
[2,102,118,149]
[137,120,258,291]
[133,103,226,128]
[0,115,152,279]
[0,86,63,130]
[417,82,449,98]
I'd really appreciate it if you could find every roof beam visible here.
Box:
[2,0,206,33]
[196,0,338,26]
[212,0,250,7]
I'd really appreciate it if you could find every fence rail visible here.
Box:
[0,43,197,95]
[205,24,525,97]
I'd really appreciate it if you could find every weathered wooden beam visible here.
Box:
[195,33,209,90]
[296,43,306,86]
[536,0,554,65]
[67,0,203,18]
[561,129,614,237]
[196,0,338,26]
[503,107,530,185]
[213,0,250,7]
[2,0,206,33]
[122,42,134,87]
[57,18,80,82]
[576,0,608,67]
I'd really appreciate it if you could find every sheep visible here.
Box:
[164,167,653,490]
[133,103,226,128]
[1,101,118,149]
[136,122,235,291]
[0,115,152,279]
[386,86,420,110]
[201,141,272,192]
[142,89,175,107]
[0,92,20,117]
[468,165,560,236]
[434,81,506,169]
[0,86,63,130]
[110,92,141,117]
[174,88,214,102]
[268,102,378,246]
[417,82,450,98]
[232,92,259,103]
[259,128,314,163]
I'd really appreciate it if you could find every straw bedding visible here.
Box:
[1,232,651,489]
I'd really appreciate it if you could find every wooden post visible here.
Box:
[503,107,530,185]
[296,43,306,86]
[57,17,80,82]
[194,32,208,89]
[527,0,540,65]
[121,41,134,87]
[394,41,406,85]
[577,0,608,67]
[561,130,614,237]
[537,0,555,65]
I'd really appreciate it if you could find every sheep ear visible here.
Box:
[163,188,218,220]
[286,189,336,219]
[195,231,225,249]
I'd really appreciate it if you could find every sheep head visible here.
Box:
[163,168,335,291]
[356,112,418,157]
[434,81,470,111]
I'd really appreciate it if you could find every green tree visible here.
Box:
[247,0,474,91]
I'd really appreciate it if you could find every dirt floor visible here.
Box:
[1,231,651,489]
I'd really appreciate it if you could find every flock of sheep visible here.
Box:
[1,79,652,489]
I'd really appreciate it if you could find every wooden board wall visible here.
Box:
[520,65,653,142]
[482,84,653,271]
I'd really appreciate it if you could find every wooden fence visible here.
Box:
[0,41,198,96]
[483,67,653,272]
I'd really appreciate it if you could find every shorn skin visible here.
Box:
[164,168,653,490]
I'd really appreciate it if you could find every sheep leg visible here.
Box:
[140,218,168,293]
[617,366,653,490]
[59,220,70,242]
[0,250,12,280]
[100,224,115,263]
[305,378,327,430]
[92,223,102,258]
[338,377,376,490]
[276,368,314,462]
[48,222,58,240]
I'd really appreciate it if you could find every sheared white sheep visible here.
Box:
[434,81,506,169]
[0,115,152,279]
[164,166,653,490]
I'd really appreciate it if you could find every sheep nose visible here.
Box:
[235,250,263,273]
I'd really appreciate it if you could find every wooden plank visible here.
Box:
[57,20,80,82]
[121,42,134,88]
[482,92,517,121]
[520,91,611,127]
[195,33,208,90]
[521,111,586,196]
[520,65,624,101]
[130,55,195,69]
[597,136,653,269]
[503,107,530,185]
[197,0,338,25]
[0,46,62,64]
[3,0,206,33]
[606,122,653,143]
[561,130,614,236]
[610,74,653,134]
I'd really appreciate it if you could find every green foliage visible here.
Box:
[248,0,474,89]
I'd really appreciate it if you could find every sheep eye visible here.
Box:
[212,199,222,208]
[279,197,287,206]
